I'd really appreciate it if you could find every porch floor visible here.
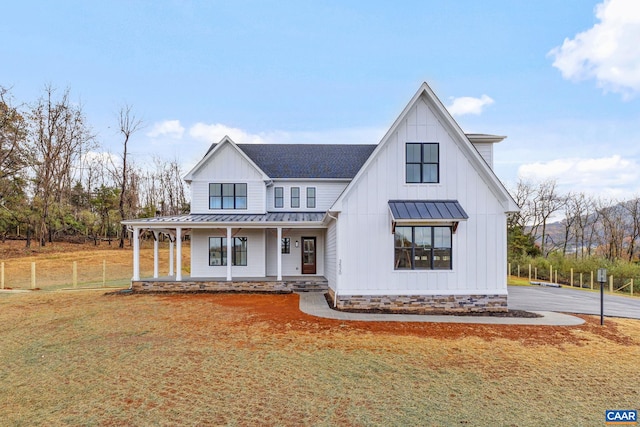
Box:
[138,275,327,283]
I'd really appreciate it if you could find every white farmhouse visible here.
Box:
[123,82,518,312]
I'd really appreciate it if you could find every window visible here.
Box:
[394,226,451,270]
[306,187,316,208]
[406,143,439,183]
[209,237,248,266]
[291,187,300,208]
[209,183,247,210]
[274,187,284,208]
[281,237,290,254]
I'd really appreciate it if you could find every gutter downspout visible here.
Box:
[326,211,339,308]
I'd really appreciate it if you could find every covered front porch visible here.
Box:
[123,213,329,292]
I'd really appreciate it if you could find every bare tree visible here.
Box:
[116,105,142,248]
[623,197,640,261]
[28,85,94,246]
[532,179,564,256]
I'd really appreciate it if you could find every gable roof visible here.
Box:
[184,136,269,182]
[331,82,519,213]
[204,142,376,179]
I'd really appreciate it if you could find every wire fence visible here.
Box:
[0,246,191,291]
[509,263,637,296]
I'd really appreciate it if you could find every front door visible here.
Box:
[301,237,316,274]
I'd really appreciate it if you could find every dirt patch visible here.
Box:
[154,292,636,347]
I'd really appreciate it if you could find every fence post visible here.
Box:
[102,259,106,287]
[555,270,558,284]
[1,262,4,289]
[31,262,36,289]
[570,268,574,287]
[534,267,538,280]
[609,275,613,293]
[508,263,511,276]
[529,264,532,281]
[517,265,520,277]
[631,278,634,296]
[550,265,553,281]
[73,261,77,288]
[580,272,583,288]
[591,271,594,290]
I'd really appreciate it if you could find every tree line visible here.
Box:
[0,85,188,248]
[509,178,640,262]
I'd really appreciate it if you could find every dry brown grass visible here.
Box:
[0,240,191,289]
[0,289,638,426]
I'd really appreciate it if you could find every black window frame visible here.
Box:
[274,186,284,208]
[306,187,316,209]
[281,237,290,254]
[394,225,452,270]
[208,237,248,266]
[406,143,439,183]
[290,187,300,208]
[209,183,247,210]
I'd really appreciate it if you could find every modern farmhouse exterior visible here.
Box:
[123,82,518,312]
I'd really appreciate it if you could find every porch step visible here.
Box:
[288,280,329,292]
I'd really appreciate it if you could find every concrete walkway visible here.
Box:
[297,292,585,326]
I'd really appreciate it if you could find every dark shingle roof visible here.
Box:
[207,143,376,179]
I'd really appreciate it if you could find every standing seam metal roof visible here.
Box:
[388,200,468,220]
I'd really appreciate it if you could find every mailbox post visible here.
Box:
[597,268,607,325]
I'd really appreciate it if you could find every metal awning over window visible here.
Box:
[388,200,468,233]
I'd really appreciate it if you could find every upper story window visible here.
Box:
[209,183,247,210]
[306,187,316,208]
[291,187,300,208]
[406,143,439,183]
[274,187,284,208]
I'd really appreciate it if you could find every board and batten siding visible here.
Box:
[190,228,266,278]
[333,96,508,297]
[189,143,267,214]
[324,219,337,288]
[471,142,493,169]
[266,181,348,211]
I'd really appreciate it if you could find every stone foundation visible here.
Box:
[131,279,328,293]
[328,289,508,313]
[132,280,292,293]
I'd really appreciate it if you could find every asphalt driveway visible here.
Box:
[508,285,640,319]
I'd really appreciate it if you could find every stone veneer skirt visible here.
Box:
[327,288,508,313]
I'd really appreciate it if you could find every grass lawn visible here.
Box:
[0,289,638,426]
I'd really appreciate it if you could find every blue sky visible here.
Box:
[3,0,640,198]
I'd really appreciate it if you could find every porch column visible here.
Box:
[226,227,232,281]
[169,235,174,276]
[176,227,182,281]
[132,227,140,281]
[153,231,159,278]
[276,227,282,281]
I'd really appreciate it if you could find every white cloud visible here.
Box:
[447,95,494,116]
[549,0,640,98]
[188,122,386,146]
[147,120,185,138]
[189,123,267,144]
[517,155,640,198]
